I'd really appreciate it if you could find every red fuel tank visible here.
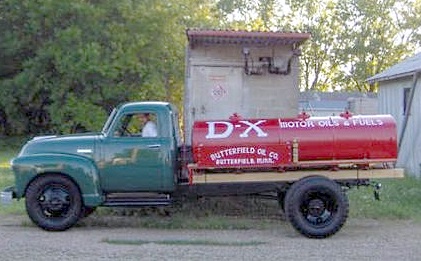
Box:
[192,114,398,169]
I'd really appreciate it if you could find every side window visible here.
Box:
[114,112,159,138]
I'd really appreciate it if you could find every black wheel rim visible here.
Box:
[299,189,337,227]
[37,185,71,218]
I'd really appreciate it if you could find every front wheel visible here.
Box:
[284,176,349,238]
[25,175,82,231]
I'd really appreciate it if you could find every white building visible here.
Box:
[367,52,421,176]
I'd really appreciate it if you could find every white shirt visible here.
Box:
[142,121,157,137]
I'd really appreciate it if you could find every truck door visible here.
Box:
[99,111,169,192]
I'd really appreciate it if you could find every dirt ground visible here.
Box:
[1,214,421,261]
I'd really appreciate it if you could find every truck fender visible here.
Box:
[11,153,103,207]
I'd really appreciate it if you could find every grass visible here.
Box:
[102,238,266,246]
[348,176,421,221]
[1,136,421,228]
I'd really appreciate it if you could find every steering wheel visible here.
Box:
[120,125,132,136]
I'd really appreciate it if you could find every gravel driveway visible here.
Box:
[1,214,420,261]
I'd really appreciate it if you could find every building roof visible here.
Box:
[299,91,377,101]
[299,91,377,115]
[367,52,421,83]
[186,29,311,47]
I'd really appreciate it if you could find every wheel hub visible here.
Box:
[303,195,334,225]
[39,187,70,216]
[308,198,325,216]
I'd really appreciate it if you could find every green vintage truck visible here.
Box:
[2,101,404,238]
[5,102,181,229]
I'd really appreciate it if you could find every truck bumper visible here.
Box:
[1,186,16,205]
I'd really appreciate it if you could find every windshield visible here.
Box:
[101,108,117,134]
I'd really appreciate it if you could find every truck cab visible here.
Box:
[98,101,181,193]
[7,102,181,231]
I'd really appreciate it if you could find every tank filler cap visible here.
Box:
[297,111,310,120]
[229,113,243,121]
[340,110,353,119]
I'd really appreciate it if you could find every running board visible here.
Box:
[103,193,172,207]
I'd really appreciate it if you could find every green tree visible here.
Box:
[278,0,421,91]
[332,0,419,91]
[214,0,420,92]
[279,0,343,91]
[0,0,215,135]
[1,0,419,136]
[216,0,277,30]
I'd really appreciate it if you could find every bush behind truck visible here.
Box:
[2,101,403,238]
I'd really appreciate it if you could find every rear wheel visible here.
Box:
[284,176,349,238]
[25,175,82,231]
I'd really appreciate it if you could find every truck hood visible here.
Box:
[18,133,101,159]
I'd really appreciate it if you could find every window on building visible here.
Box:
[403,87,411,115]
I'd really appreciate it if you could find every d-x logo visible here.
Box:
[205,120,268,139]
